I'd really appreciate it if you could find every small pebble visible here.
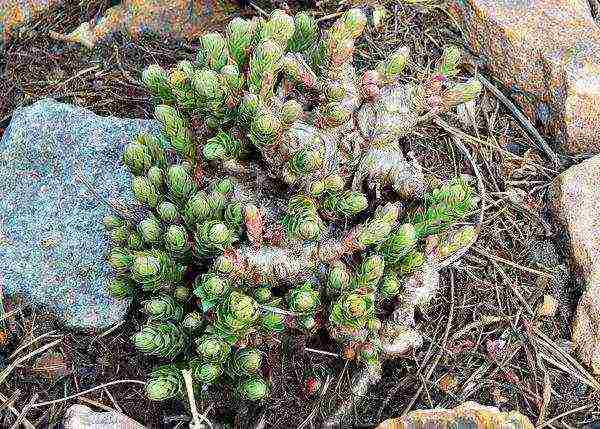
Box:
[537,294,558,317]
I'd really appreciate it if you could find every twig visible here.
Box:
[181,369,210,429]
[76,398,147,429]
[433,117,558,174]
[472,247,554,279]
[305,347,341,358]
[0,392,35,429]
[54,66,99,90]
[9,331,59,360]
[297,375,333,429]
[249,2,269,17]
[30,380,146,408]
[271,338,341,358]
[402,269,456,414]
[536,404,593,429]
[317,12,345,23]
[259,305,297,317]
[0,338,63,385]
[9,394,38,429]
[474,73,561,167]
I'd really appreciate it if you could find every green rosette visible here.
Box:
[195,334,232,363]
[226,17,256,66]
[166,164,197,203]
[353,255,385,290]
[260,311,285,334]
[107,277,136,299]
[157,201,181,224]
[378,272,400,300]
[288,12,318,52]
[141,295,184,322]
[132,322,187,359]
[329,291,375,331]
[145,364,184,401]
[142,64,174,102]
[287,282,320,314]
[378,223,417,264]
[137,215,162,245]
[327,261,351,295]
[107,247,133,272]
[193,272,231,311]
[237,377,270,401]
[231,348,263,376]
[164,224,190,257]
[214,291,260,338]
[194,220,236,256]
[181,311,204,332]
[190,358,222,385]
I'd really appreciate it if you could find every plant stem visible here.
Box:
[181,369,204,429]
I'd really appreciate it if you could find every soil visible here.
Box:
[2,1,600,428]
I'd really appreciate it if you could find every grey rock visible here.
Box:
[63,405,146,429]
[0,98,160,332]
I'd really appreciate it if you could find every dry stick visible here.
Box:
[471,247,554,279]
[76,397,147,429]
[8,331,59,360]
[536,403,593,429]
[533,328,600,391]
[402,270,456,415]
[474,72,561,168]
[433,118,558,175]
[30,380,146,408]
[0,392,35,429]
[0,338,63,385]
[271,338,340,358]
[181,369,211,429]
[9,393,38,429]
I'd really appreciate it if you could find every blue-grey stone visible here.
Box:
[0,98,161,331]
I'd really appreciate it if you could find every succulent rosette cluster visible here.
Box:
[104,7,481,404]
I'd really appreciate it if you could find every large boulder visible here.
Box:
[376,401,534,428]
[1,0,241,47]
[50,0,241,49]
[451,0,600,156]
[0,98,160,331]
[0,0,64,42]
[549,155,600,373]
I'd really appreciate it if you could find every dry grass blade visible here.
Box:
[30,380,146,408]
[0,338,63,385]
[181,369,210,429]
[402,270,456,414]
[473,73,560,167]
[532,328,600,392]
[451,315,510,341]
[537,362,551,426]
[9,331,60,360]
[472,247,554,279]
[0,392,35,429]
[8,394,38,429]
[297,375,333,429]
[536,404,593,429]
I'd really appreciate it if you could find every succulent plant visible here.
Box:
[103,6,480,407]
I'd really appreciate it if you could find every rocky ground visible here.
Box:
[2,0,600,428]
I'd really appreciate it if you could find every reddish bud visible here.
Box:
[362,83,381,101]
[304,377,322,396]
[244,204,264,248]
[362,70,381,87]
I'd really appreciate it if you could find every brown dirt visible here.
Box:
[2,0,599,428]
